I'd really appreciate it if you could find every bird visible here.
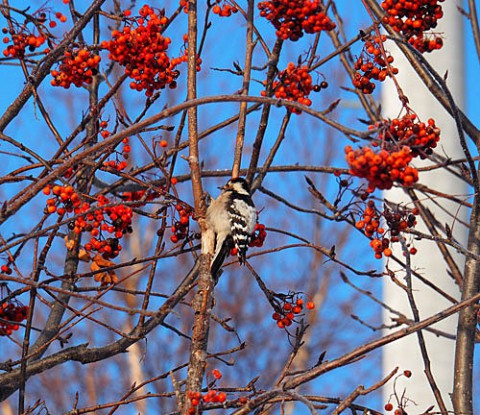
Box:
[205,177,257,278]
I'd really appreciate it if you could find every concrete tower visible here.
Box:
[381,1,466,413]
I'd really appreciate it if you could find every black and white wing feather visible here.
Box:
[228,195,256,264]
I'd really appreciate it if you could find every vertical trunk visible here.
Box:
[453,198,480,414]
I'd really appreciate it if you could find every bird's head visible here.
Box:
[221,177,251,195]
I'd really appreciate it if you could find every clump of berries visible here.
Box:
[345,145,417,193]
[353,35,398,94]
[258,0,335,41]
[0,298,28,336]
[187,389,227,414]
[345,111,441,192]
[75,195,134,259]
[3,32,46,58]
[271,295,315,330]
[212,0,238,17]
[249,223,267,248]
[2,8,71,59]
[51,48,101,88]
[355,200,418,259]
[376,113,441,158]
[381,0,444,53]
[101,5,194,97]
[42,186,141,259]
[43,184,82,215]
[121,189,161,207]
[262,62,316,114]
[170,203,195,244]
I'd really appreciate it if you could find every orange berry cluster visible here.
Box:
[43,186,135,259]
[249,223,267,248]
[355,200,418,259]
[179,0,189,13]
[381,0,444,53]
[187,390,227,414]
[2,31,46,58]
[272,296,315,329]
[353,35,398,94]
[212,0,238,17]
[376,113,441,158]
[258,0,335,41]
[170,203,195,244]
[75,195,133,259]
[50,48,101,88]
[43,184,82,215]
[211,369,222,380]
[355,200,384,238]
[345,145,417,193]
[262,62,314,114]
[2,7,71,59]
[101,5,189,97]
[0,301,28,336]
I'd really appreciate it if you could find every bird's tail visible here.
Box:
[210,237,232,281]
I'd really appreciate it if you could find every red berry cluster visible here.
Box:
[211,369,222,380]
[249,223,267,248]
[345,145,417,193]
[353,35,398,94]
[376,113,441,158]
[355,200,418,259]
[63,165,77,180]
[101,5,192,97]
[50,48,101,88]
[381,0,444,53]
[212,0,238,17]
[272,296,315,329]
[120,189,161,207]
[3,32,46,58]
[187,390,227,414]
[258,0,335,41]
[262,62,314,114]
[99,120,111,139]
[43,184,82,215]
[0,301,28,336]
[170,203,195,244]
